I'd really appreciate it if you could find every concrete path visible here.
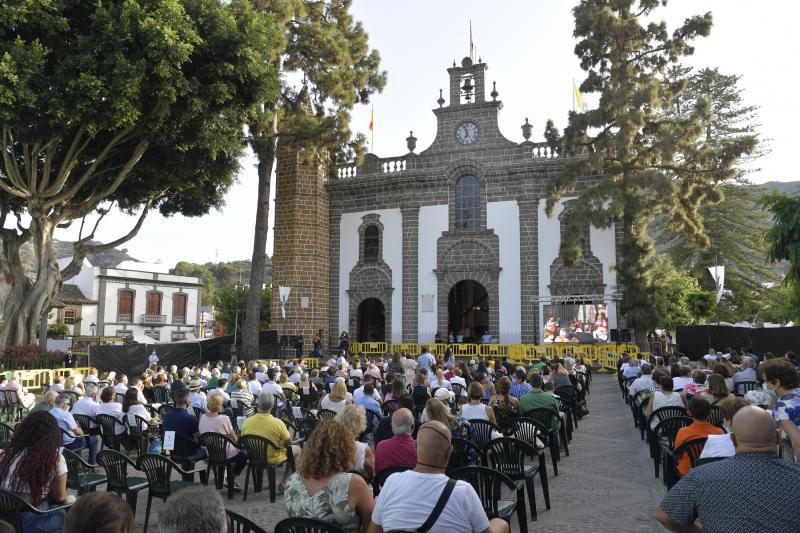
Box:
[131,374,667,532]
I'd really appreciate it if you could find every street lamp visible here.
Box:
[88,322,96,368]
[90,322,96,336]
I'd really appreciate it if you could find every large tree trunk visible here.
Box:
[0,217,61,348]
[242,128,278,359]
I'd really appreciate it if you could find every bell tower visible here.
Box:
[447,56,488,106]
[270,88,330,352]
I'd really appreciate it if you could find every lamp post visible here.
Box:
[89,322,96,367]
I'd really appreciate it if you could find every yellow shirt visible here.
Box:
[241,413,290,463]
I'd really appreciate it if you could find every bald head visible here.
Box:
[416,420,452,469]
[731,406,779,454]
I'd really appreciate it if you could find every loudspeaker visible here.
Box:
[620,329,632,342]
[610,329,620,342]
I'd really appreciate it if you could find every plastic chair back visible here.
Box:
[200,432,237,465]
[317,409,337,420]
[371,465,410,497]
[97,449,136,492]
[447,437,483,473]
[0,422,13,448]
[227,509,268,533]
[274,517,347,533]
[484,437,537,480]
[137,454,179,499]
[450,465,516,519]
[468,419,501,446]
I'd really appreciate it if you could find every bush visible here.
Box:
[48,323,70,336]
[2,345,67,370]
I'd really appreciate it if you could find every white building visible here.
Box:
[52,258,203,342]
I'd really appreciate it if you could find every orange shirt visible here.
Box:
[674,421,724,475]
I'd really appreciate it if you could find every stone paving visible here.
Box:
[130,374,667,532]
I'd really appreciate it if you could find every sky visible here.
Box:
[53,0,800,267]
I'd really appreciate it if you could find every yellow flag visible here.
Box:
[573,80,583,112]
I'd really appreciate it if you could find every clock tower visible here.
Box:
[427,56,506,154]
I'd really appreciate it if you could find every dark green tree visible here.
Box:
[546,0,756,347]
[173,262,217,304]
[214,284,271,341]
[0,0,279,347]
[762,192,800,322]
[655,67,773,321]
[685,289,717,324]
[241,0,386,358]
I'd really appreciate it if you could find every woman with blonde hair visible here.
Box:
[425,398,474,441]
[334,405,374,478]
[284,420,374,532]
[64,375,83,396]
[321,380,351,413]
[430,367,451,391]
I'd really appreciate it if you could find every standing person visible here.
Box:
[417,348,436,374]
[295,334,304,358]
[0,412,70,532]
[312,333,322,358]
[148,350,159,366]
[401,353,418,388]
[760,358,800,461]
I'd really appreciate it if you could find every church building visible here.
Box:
[271,56,622,349]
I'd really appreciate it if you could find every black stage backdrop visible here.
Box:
[676,326,800,359]
[90,331,279,377]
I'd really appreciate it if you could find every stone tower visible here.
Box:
[271,89,330,352]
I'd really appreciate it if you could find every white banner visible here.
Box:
[708,265,725,303]
[279,286,291,319]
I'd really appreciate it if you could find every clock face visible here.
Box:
[455,121,479,145]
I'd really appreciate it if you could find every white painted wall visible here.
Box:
[338,208,403,342]
[417,205,448,342]
[537,197,571,336]
[487,201,522,343]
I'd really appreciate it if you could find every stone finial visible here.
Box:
[406,131,417,153]
[437,88,445,108]
[491,81,498,102]
[521,118,532,141]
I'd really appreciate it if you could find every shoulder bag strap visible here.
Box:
[417,478,457,532]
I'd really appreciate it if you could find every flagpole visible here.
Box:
[572,78,576,113]
[370,105,374,154]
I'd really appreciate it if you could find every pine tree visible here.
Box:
[762,192,800,322]
[241,0,386,359]
[547,0,757,347]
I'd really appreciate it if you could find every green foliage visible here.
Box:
[684,290,717,324]
[48,322,69,336]
[214,284,271,337]
[761,191,800,319]
[761,284,800,324]
[650,259,700,329]
[0,0,281,346]
[547,0,756,337]
[174,262,216,304]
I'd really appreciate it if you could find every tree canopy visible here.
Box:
[0,0,280,346]
[241,0,386,358]
[546,0,756,345]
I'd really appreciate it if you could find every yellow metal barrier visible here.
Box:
[302,358,320,369]
[479,344,508,357]
[392,343,420,355]
[357,342,388,355]
[17,369,53,390]
[53,367,91,380]
[450,344,478,356]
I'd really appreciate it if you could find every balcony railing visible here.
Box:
[173,316,186,325]
[118,314,132,323]
[140,314,166,325]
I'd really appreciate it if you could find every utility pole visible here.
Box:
[233,271,242,355]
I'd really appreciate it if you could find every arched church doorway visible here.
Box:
[448,280,489,343]
[357,298,386,342]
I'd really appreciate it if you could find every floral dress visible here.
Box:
[772,388,800,454]
[284,472,360,533]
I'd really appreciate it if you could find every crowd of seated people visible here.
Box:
[617,349,800,531]
[0,347,599,532]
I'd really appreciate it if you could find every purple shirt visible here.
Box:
[374,434,417,475]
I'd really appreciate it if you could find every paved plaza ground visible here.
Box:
[129,373,667,532]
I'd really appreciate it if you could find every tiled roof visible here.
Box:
[58,284,98,305]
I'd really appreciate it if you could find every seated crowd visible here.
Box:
[0,347,594,532]
[619,348,800,531]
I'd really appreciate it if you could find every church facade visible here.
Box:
[271,57,622,349]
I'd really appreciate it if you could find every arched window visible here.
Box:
[455,175,480,230]
[364,225,380,262]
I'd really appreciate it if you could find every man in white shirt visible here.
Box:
[84,368,99,384]
[207,378,231,402]
[629,364,655,399]
[130,378,148,405]
[148,350,160,366]
[288,367,302,384]
[672,366,694,391]
[368,420,508,533]
[622,359,641,379]
[248,372,263,396]
[261,368,284,399]
[255,365,268,384]
[114,375,129,396]
[188,380,207,412]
